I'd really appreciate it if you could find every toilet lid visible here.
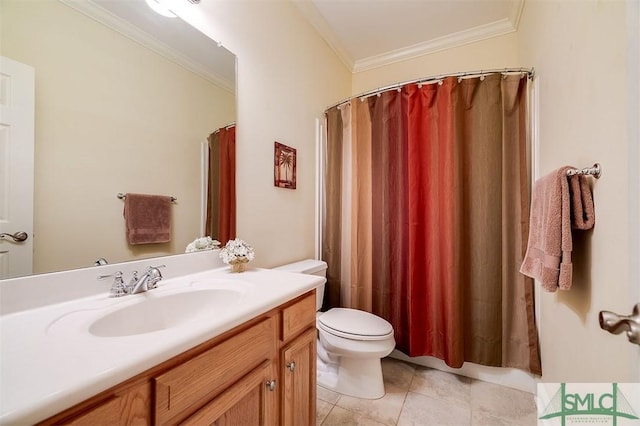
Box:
[317,308,393,340]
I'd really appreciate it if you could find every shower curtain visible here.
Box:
[323,74,541,375]
[206,125,236,245]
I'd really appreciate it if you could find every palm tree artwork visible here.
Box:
[274,142,297,189]
[279,150,293,181]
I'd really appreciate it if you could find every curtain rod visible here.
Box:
[326,67,535,112]
[213,122,236,134]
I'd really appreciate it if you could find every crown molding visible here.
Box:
[510,0,526,32]
[58,0,234,92]
[291,0,354,72]
[296,0,525,74]
[353,17,517,73]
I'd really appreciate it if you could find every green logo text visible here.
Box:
[539,383,639,426]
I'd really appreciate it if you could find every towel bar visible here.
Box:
[566,163,601,179]
[117,193,177,202]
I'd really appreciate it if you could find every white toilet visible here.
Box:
[274,259,395,399]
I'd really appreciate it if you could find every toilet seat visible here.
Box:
[317,308,394,341]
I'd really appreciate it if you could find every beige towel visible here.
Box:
[123,193,172,245]
[520,167,573,292]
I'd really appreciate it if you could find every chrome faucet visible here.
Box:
[98,265,165,297]
[129,265,165,294]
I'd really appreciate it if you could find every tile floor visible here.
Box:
[316,357,537,426]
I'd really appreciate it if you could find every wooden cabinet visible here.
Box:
[154,317,277,424]
[63,382,151,426]
[181,359,278,426]
[281,328,316,426]
[40,290,316,426]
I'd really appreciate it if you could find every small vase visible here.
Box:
[229,260,248,273]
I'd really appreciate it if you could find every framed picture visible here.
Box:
[274,142,297,189]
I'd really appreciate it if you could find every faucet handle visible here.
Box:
[94,257,108,266]
[128,270,139,286]
[98,271,128,298]
[146,264,166,271]
[146,265,165,289]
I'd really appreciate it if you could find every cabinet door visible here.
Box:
[154,317,276,424]
[281,328,316,426]
[61,382,150,426]
[181,360,278,426]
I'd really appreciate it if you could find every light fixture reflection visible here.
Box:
[145,0,177,18]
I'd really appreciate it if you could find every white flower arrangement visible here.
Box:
[219,238,255,264]
[185,236,221,253]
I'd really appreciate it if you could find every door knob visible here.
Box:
[0,231,28,242]
[599,303,640,345]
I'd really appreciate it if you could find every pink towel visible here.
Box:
[520,167,595,292]
[569,174,596,230]
[123,193,172,245]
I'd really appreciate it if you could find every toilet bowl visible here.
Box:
[273,259,395,399]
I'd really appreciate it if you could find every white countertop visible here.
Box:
[0,266,324,425]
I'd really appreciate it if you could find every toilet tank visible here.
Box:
[273,259,327,311]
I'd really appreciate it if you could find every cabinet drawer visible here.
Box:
[154,316,276,425]
[281,291,316,342]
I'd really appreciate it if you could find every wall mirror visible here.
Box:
[0,0,236,279]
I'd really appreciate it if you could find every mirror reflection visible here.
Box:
[0,0,236,279]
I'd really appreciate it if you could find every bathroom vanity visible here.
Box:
[0,254,323,425]
[42,291,316,425]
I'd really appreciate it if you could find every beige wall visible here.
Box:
[518,0,635,381]
[170,0,352,268]
[1,0,235,273]
[352,32,519,95]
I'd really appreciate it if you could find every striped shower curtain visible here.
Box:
[323,74,541,375]
[206,125,236,245]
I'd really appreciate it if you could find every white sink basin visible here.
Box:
[89,289,242,337]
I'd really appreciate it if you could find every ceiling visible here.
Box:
[293,0,524,72]
[65,0,522,82]
[62,0,236,91]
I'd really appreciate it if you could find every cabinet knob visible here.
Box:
[286,361,296,372]
[266,379,277,391]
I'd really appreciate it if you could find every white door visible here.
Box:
[0,56,35,279]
